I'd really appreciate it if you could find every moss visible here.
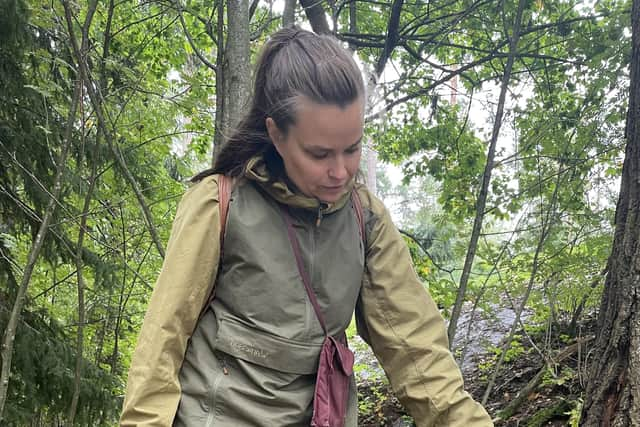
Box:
[525,399,572,427]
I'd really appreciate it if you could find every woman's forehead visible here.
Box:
[290,98,364,145]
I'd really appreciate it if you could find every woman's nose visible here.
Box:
[328,157,348,180]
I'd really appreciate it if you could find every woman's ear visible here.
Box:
[266,117,284,147]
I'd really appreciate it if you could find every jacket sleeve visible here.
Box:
[120,176,222,427]
[354,186,493,427]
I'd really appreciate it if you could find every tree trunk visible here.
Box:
[283,0,296,27]
[299,0,331,34]
[67,2,101,421]
[212,0,226,164]
[0,65,81,425]
[348,0,357,51]
[69,130,100,424]
[359,0,404,194]
[580,0,640,424]
[110,263,129,376]
[225,0,251,132]
[447,0,526,346]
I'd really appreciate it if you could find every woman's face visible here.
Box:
[266,97,364,203]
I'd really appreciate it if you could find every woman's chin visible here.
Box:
[316,187,346,203]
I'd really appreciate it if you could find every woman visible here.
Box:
[120,27,492,426]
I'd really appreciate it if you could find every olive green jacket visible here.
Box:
[120,161,492,426]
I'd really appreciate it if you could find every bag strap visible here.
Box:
[351,188,365,244]
[199,174,233,319]
[218,174,232,245]
[280,189,367,336]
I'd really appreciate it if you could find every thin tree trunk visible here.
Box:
[0,68,81,424]
[348,0,357,51]
[447,0,526,345]
[67,1,100,421]
[225,0,251,131]
[110,257,128,375]
[0,243,19,302]
[68,179,90,423]
[213,0,226,164]
[580,0,640,424]
[110,203,128,375]
[299,0,331,34]
[283,0,296,27]
[568,272,603,337]
[68,121,100,425]
[94,281,114,366]
[359,0,404,194]
[89,0,113,372]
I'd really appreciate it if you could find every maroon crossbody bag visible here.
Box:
[280,191,365,427]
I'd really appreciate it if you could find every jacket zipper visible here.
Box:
[311,209,321,334]
[315,202,329,227]
[204,355,228,427]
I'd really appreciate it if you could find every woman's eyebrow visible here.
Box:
[305,145,331,152]
[305,137,363,152]
[350,137,363,148]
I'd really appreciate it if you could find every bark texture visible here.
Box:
[299,0,331,34]
[580,0,640,425]
[283,0,296,27]
[225,0,251,132]
[213,0,226,164]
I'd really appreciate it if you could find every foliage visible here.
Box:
[567,398,583,426]
[0,306,120,425]
[541,366,576,388]
[376,104,486,218]
[489,334,528,364]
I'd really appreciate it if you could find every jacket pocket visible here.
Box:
[214,313,324,374]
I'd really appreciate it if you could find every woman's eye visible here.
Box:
[310,152,328,159]
[346,145,361,154]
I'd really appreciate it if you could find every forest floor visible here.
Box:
[354,313,597,426]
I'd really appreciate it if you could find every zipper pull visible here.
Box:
[217,353,229,375]
[316,202,329,227]
[316,206,323,227]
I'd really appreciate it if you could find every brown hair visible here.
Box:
[193,26,364,181]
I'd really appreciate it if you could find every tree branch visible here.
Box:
[299,0,331,34]
[176,3,217,71]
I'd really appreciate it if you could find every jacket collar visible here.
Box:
[243,156,353,214]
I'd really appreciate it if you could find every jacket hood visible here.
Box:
[243,156,354,214]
